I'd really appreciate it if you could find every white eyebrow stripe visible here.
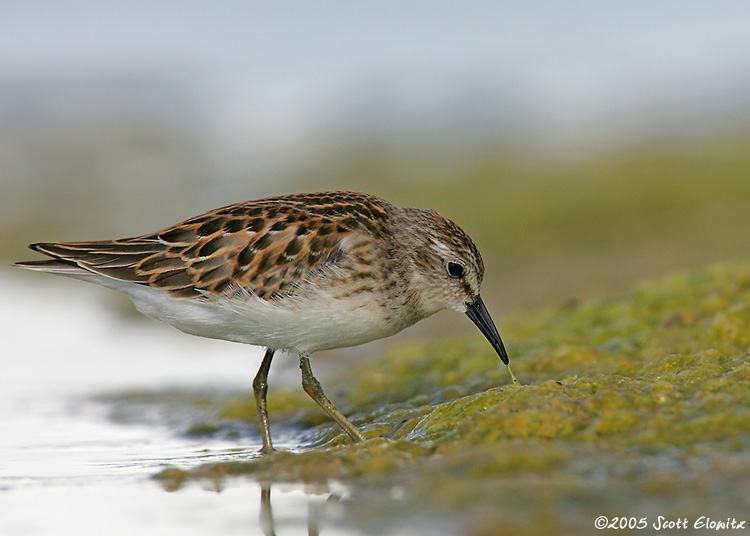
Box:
[429,238,454,257]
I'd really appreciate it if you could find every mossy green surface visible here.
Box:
[154,260,750,534]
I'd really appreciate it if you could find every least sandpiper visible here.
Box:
[15,191,517,452]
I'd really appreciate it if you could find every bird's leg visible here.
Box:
[253,348,276,454]
[299,352,366,443]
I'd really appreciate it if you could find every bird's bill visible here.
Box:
[465,294,509,365]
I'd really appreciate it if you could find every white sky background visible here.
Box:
[1,1,749,228]
[2,1,749,142]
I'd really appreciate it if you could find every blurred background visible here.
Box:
[3,0,750,325]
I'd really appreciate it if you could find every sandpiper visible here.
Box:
[15,191,517,452]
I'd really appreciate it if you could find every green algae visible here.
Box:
[150,260,750,532]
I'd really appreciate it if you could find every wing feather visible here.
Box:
[15,192,393,301]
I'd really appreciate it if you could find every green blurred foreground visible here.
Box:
[154,260,750,535]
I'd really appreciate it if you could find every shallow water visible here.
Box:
[0,271,361,535]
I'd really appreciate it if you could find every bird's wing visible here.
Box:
[16,192,392,301]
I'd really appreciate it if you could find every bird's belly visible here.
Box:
[123,284,408,353]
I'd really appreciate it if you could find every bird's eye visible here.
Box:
[447,261,465,278]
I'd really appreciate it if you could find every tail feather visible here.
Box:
[15,239,165,283]
[14,258,93,276]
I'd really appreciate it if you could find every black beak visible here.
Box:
[465,295,509,365]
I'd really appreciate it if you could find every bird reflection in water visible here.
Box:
[259,480,345,536]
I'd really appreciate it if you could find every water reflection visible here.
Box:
[256,480,347,536]
[260,482,274,536]
[157,470,348,535]
[0,273,361,535]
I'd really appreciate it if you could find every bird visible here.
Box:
[15,191,517,453]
